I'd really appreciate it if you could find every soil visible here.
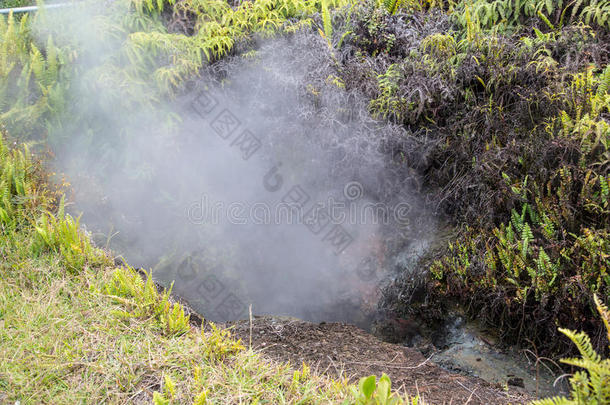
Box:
[137,267,531,404]
[224,316,531,404]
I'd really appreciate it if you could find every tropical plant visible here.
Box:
[452,0,610,33]
[383,0,402,14]
[0,12,65,139]
[530,295,610,405]
[103,265,191,336]
[0,134,34,228]
[33,196,109,272]
[347,374,420,405]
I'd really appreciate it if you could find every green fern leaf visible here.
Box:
[321,0,332,39]
[383,0,402,14]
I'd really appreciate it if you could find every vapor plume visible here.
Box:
[34,1,435,327]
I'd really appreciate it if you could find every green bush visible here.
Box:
[427,64,610,354]
[0,12,65,139]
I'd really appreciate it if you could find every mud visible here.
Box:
[429,315,570,399]
[137,264,555,403]
[225,316,531,404]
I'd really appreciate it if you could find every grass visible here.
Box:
[0,131,419,404]
[0,259,347,403]
[0,133,335,403]
[0,237,332,403]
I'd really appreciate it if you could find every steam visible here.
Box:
[35,1,435,326]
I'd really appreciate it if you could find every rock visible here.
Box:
[507,376,525,388]
[373,317,422,345]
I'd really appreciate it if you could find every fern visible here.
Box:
[453,0,610,32]
[105,266,191,336]
[321,0,332,39]
[596,65,610,98]
[383,0,402,14]
[531,295,610,405]
[582,0,610,29]
[0,133,40,229]
[597,294,610,342]
[521,222,533,258]
[0,12,63,139]
[511,207,525,233]
[420,33,457,57]
[33,196,108,272]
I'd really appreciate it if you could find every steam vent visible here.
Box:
[1,0,609,403]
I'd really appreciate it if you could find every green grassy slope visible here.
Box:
[0,137,325,403]
[0,134,410,404]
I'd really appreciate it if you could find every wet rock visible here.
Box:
[373,316,422,345]
[508,376,525,388]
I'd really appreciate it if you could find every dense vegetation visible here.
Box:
[0,0,609,402]
[0,0,32,8]
[361,0,610,358]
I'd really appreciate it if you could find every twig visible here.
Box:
[326,355,343,377]
[248,304,253,350]
[553,373,571,388]
[456,381,482,403]
[464,387,478,404]
[340,353,435,370]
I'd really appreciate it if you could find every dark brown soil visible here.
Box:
[135,268,529,404]
[225,316,531,404]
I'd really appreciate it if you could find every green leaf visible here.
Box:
[383,0,401,14]
[359,375,376,399]
[152,391,169,405]
[321,0,332,39]
[377,374,391,403]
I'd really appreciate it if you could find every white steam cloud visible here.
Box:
[34,1,435,327]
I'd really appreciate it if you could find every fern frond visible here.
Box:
[321,0,332,38]
[594,294,610,342]
[559,328,601,364]
[383,0,402,14]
